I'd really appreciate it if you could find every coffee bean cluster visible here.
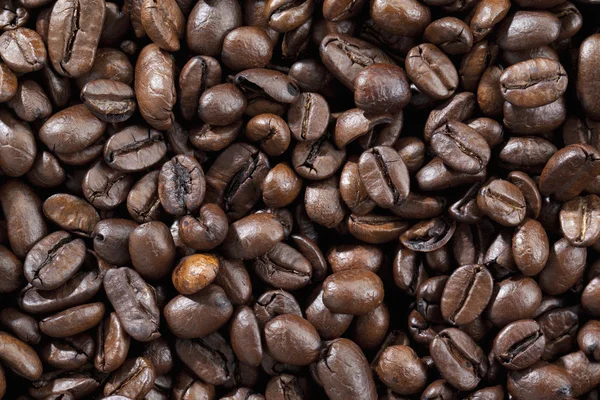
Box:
[0,0,599,399]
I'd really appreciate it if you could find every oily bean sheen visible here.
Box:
[441,265,494,326]
[47,0,105,77]
[322,269,384,315]
[493,319,545,370]
[430,328,488,391]
[500,58,568,108]
[104,268,160,342]
[0,0,599,398]
[24,231,86,290]
[430,121,490,174]
[159,155,206,216]
[358,146,410,209]
[104,125,167,172]
[81,79,137,123]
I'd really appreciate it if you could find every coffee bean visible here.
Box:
[430,121,491,174]
[95,312,130,373]
[322,269,384,315]
[441,265,494,326]
[406,44,458,100]
[81,79,137,123]
[376,345,428,395]
[512,218,549,276]
[103,356,156,399]
[47,0,105,77]
[158,155,206,216]
[141,0,185,51]
[358,146,410,209]
[39,302,105,338]
[130,221,176,280]
[430,328,488,391]
[493,319,545,370]
[245,113,291,156]
[370,0,430,37]
[0,27,46,73]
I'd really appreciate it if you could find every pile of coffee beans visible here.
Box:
[0,0,600,398]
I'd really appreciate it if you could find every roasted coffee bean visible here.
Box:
[24,231,86,290]
[478,65,505,117]
[40,104,106,154]
[39,302,105,338]
[0,27,46,73]
[95,312,130,373]
[76,48,134,89]
[164,284,232,338]
[499,137,557,173]
[141,0,184,51]
[7,80,52,122]
[245,113,291,156]
[0,307,40,345]
[507,362,574,400]
[512,218,549,276]
[354,64,411,113]
[206,143,270,220]
[92,219,138,266]
[176,332,236,386]
[423,17,473,55]
[430,328,488,391]
[322,269,384,315]
[0,180,47,259]
[264,314,320,366]
[178,56,221,120]
[26,151,65,188]
[400,216,456,252]
[129,221,176,280]
[292,134,346,180]
[198,83,247,127]
[287,92,329,142]
[406,44,458,100]
[171,253,219,294]
[347,213,408,244]
[538,237,586,295]
[81,80,137,123]
[370,0,430,37]
[40,333,94,370]
[540,144,600,201]
[493,319,545,370]
[416,275,447,324]
[358,146,410,209]
[559,195,600,247]
[159,155,206,216]
[222,213,284,260]
[178,204,228,251]
[578,34,600,121]
[127,171,162,223]
[47,0,105,77]
[0,331,42,381]
[316,338,377,400]
[477,179,526,227]
[496,11,560,51]
[486,276,542,327]
[104,267,161,342]
[500,58,568,108]
[0,62,17,102]
[103,357,156,399]
[417,157,486,191]
[262,163,302,208]
[0,109,36,177]
[135,44,176,130]
[186,0,241,56]
[430,121,490,174]
[319,33,392,89]
[376,345,427,395]
[441,265,494,326]
[222,26,273,70]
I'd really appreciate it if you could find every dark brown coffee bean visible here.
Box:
[559,195,600,247]
[370,0,430,37]
[431,121,490,174]
[496,11,560,51]
[441,264,493,326]
[245,113,291,156]
[0,27,46,73]
[95,312,130,373]
[477,179,526,227]
[165,284,233,338]
[179,56,221,121]
[578,34,600,121]
[507,171,542,219]
[493,319,545,370]
[178,204,228,251]
[348,213,410,244]
[470,0,510,41]
[135,44,176,130]
[0,62,17,102]
[7,80,52,122]
[39,302,105,338]
[499,137,557,173]
[287,92,329,142]
[103,357,156,399]
[539,144,600,202]
[24,231,86,290]
[478,65,505,117]
[0,180,47,259]
[512,218,549,276]
[400,216,456,252]
[319,33,392,89]
[76,48,134,89]
[92,218,137,266]
[406,44,458,100]
[176,332,236,386]
[222,26,273,70]
[141,0,185,51]
[104,267,161,342]
[503,97,566,135]
[81,80,137,123]
[430,328,488,391]
[507,362,573,400]
[230,305,262,367]
[538,237,587,295]
[40,333,94,370]
[376,345,427,395]
[358,146,410,209]
[26,151,65,188]
[316,338,377,400]
[0,307,40,345]
[127,170,162,223]
[40,104,106,154]
[262,163,302,209]
[47,0,105,77]
[206,143,270,220]
[129,221,176,281]
[264,314,320,366]
[500,58,567,108]
[198,83,247,127]
[104,125,166,172]
[486,276,542,327]
[0,331,42,381]
[354,64,411,113]
[186,0,241,56]
[424,17,473,55]
[222,213,284,260]
[0,109,37,177]
[292,134,346,180]
[322,269,384,315]
[158,155,206,216]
